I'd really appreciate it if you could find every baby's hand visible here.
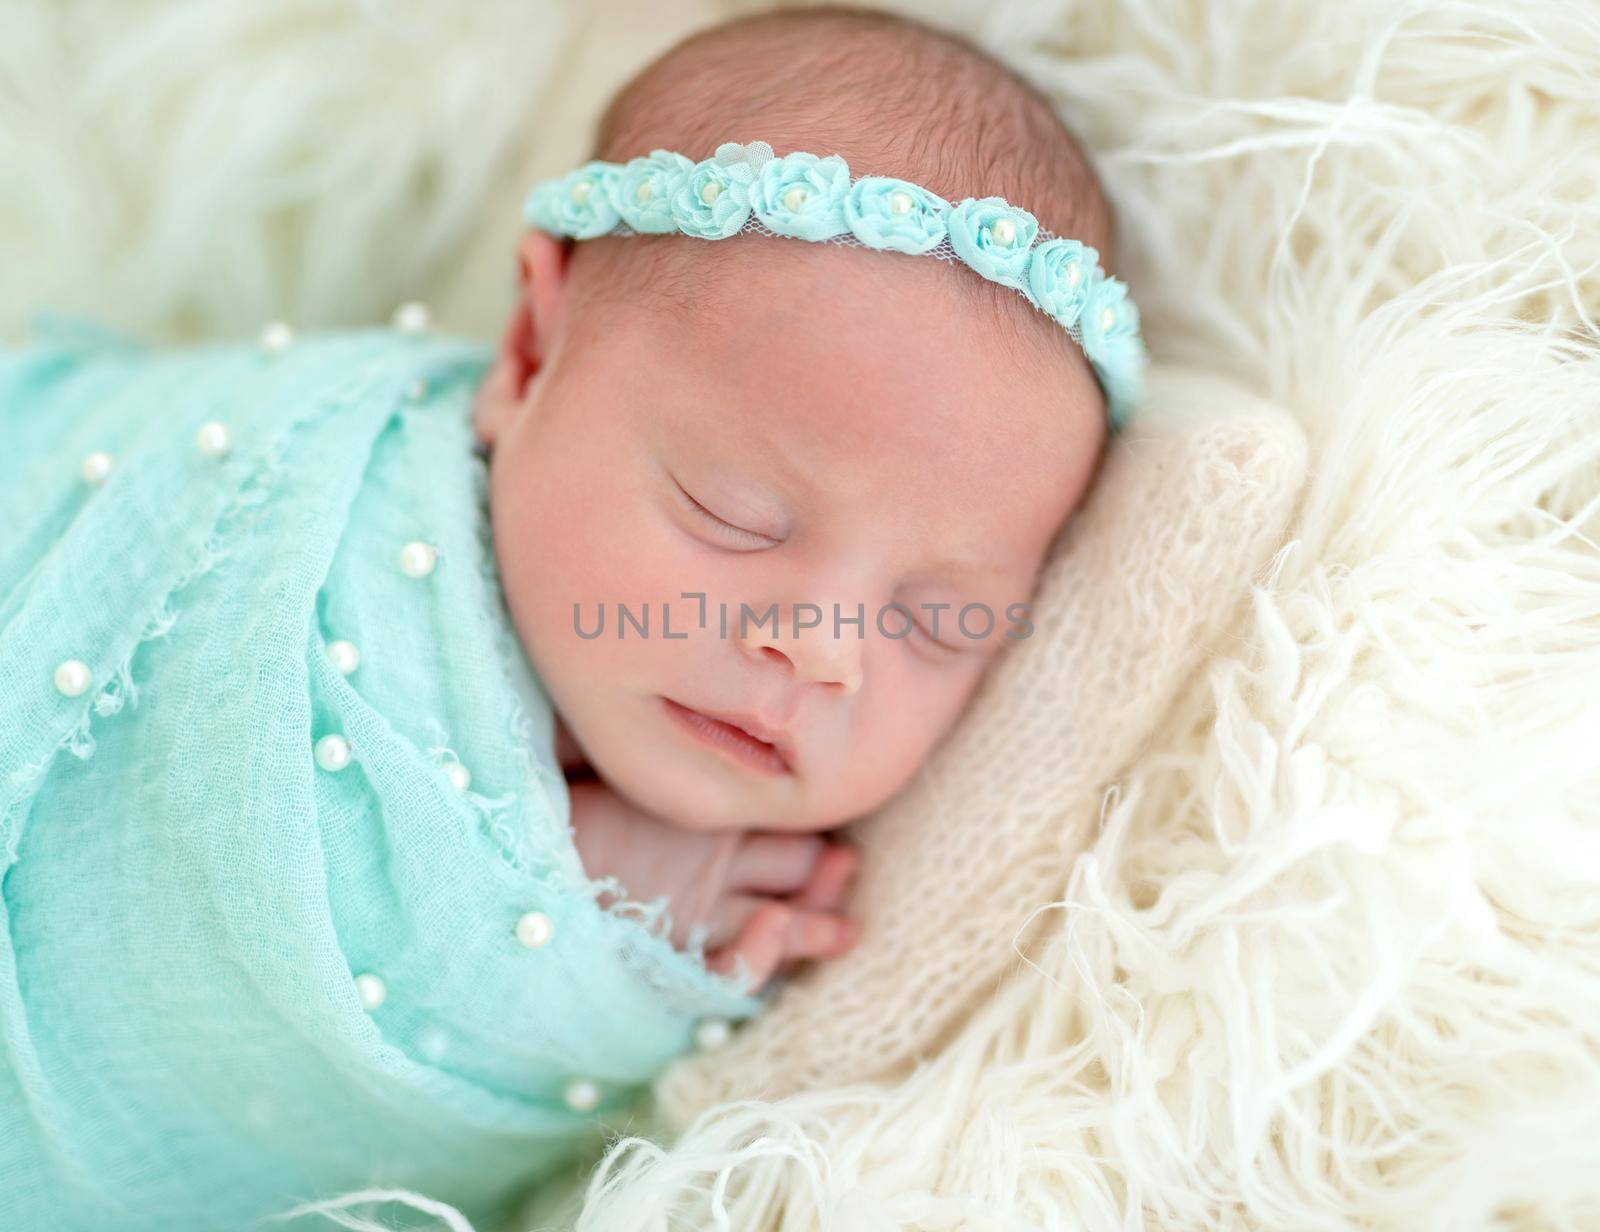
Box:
[567,780,861,995]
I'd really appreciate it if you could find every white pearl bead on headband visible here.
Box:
[522,139,1148,431]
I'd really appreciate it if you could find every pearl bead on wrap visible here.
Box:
[392,302,431,334]
[325,640,360,675]
[195,422,231,458]
[397,541,437,578]
[888,191,913,216]
[634,180,653,204]
[1101,307,1116,331]
[563,1079,600,1112]
[989,218,1017,248]
[1065,261,1082,289]
[354,973,387,1010]
[314,733,352,772]
[81,451,114,485]
[699,180,722,206]
[515,910,554,949]
[694,1018,732,1051]
[259,321,294,354]
[782,185,808,211]
[569,179,592,206]
[54,659,92,697]
[446,762,471,792]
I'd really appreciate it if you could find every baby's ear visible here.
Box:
[517,229,572,366]
[470,341,522,451]
[472,231,571,451]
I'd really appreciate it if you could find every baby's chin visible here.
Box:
[607,745,814,834]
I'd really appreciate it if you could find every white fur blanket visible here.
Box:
[2,1,1597,1228]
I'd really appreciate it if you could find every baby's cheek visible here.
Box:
[819,653,975,820]
[502,447,701,683]
[508,481,629,666]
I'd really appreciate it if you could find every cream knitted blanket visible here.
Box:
[2,0,1596,1228]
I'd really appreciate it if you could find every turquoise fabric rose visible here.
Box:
[1026,238,1099,327]
[670,143,770,240]
[522,180,560,232]
[946,197,1039,291]
[751,153,851,240]
[1078,272,1146,431]
[1100,337,1147,431]
[525,161,620,240]
[843,177,950,254]
[610,150,694,234]
[1078,273,1140,361]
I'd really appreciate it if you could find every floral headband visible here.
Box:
[522,141,1147,432]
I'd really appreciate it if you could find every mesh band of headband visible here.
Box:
[523,140,1147,432]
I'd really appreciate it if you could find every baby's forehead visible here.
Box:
[576,235,1088,398]
[587,244,952,384]
[568,240,1100,527]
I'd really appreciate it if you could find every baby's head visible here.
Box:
[473,6,1119,833]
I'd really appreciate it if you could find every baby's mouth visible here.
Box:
[659,697,793,777]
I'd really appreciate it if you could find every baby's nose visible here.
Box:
[738,602,864,695]
[781,640,863,695]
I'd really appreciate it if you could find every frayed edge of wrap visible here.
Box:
[420,713,722,964]
[258,1185,479,1232]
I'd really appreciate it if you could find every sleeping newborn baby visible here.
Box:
[494,13,1140,994]
[0,7,1142,1231]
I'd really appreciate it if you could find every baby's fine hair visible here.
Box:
[593,6,1111,264]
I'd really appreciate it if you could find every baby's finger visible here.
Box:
[699,893,765,952]
[705,902,793,995]
[778,906,860,964]
[789,842,859,911]
[727,833,824,895]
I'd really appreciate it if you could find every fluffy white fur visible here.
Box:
[3,0,1598,1228]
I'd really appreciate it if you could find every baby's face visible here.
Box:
[476,234,1104,833]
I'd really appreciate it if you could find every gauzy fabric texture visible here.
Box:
[0,317,764,1232]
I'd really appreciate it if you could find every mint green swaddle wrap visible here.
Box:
[0,317,764,1232]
